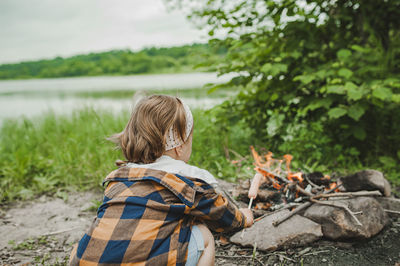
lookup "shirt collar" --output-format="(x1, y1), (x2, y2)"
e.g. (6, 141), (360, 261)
(103, 166), (199, 207)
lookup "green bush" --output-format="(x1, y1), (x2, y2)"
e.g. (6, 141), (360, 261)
(171, 0), (400, 185)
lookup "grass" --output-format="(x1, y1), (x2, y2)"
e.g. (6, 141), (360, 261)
(1, 105), (398, 203)
(0, 107), (253, 203)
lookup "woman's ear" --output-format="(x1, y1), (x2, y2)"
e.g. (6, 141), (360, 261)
(174, 145), (183, 157)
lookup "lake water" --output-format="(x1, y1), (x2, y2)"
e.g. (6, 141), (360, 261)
(0, 72), (235, 123)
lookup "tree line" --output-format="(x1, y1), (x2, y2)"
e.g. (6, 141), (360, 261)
(0, 43), (226, 80)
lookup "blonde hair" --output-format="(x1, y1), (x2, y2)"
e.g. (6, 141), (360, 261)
(110, 95), (187, 164)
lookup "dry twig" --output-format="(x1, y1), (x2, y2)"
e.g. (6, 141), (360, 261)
(304, 175), (324, 190)
(219, 186), (241, 208)
(255, 203), (300, 222)
(41, 227), (80, 237)
(384, 209), (400, 215)
(272, 202), (312, 227)
(312, 190), (382, 199)
(272, 183), (345, 227)
(310, 199), (363, 226)
(324, 183), (343, 194)
(296, 184), (315, 197)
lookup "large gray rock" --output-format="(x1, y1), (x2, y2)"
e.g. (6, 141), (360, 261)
(303, 197), (389, 240)
(341, 170), (391, 196)
(230, 209), (323, 251)
(376, 197), (400, 217)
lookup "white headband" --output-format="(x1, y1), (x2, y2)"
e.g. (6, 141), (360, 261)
(165, 101), (193, 151)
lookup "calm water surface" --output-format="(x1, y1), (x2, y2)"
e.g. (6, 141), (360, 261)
(0, 72), (234, 123)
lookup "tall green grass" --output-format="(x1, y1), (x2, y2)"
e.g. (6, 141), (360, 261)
(0, 108), (254, 202)
(0, 109), (126, 202)
(1, 106), (398, 203)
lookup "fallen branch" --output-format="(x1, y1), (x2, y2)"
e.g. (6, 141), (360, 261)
(296, 184), (315, 197)
(215, 255), (255, 259)
(324, 183), (342, 194)
(255, 202), (300, 222)
(219, 186), (241, 209)
(310, 199), (363, 226)
(312, 190), (381, 199)
(384, 209), (400, 215)
(301, 250), (331, 257)
(272, 201), (312, 227)
(304, 175), (324, 190)
(272, 183), (343, 227)
(277, 254), (296, 262)
(41, 227), (80, 237)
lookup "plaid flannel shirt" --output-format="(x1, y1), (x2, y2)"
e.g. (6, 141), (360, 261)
(69, 167), (247, 265)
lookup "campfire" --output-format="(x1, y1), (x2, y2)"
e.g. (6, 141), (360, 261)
(226, 146), (398, 251)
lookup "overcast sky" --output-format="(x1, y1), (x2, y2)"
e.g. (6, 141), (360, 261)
(0, 0), (207, 64)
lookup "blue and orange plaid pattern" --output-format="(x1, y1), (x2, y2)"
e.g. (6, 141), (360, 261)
(69, 167), (248, 265)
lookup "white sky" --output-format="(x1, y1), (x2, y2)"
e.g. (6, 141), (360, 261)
(0, 0), (208, 64)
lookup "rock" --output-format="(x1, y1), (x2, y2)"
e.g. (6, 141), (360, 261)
(230, 209), (323, 251)
(340, 170), (391, 196)
(376, 197), (400, 217)
(303, 197), (389, 240)
(382, 178), (392, 197)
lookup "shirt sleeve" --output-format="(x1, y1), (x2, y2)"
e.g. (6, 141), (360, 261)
(188, 182), (249, 232)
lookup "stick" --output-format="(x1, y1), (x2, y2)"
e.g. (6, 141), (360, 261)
(255, 203), (300, 222)
(272, 202), (312, 227)
(304, 175), (324, 190)
(296, 184), (315, 197)
(301, 250), (330, 256)
(248, 197), (254, 209)
(219, 186), (241, 208)
(312, 190), (382, 199)
(384, 209), (400, 215)
(324, 183), (342, 194)
(310, 199), (363, 226)
(278, 254), (296, 262)
(41, 227), (80, 237)
(272, 183), (342, 227)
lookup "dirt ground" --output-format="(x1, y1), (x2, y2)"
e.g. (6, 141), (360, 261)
(1, 191), (399, 266)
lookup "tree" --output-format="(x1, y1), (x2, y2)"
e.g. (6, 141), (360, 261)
(170, 0), (400, 172)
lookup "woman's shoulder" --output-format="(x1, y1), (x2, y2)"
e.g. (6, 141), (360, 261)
(177, 162), (218, 186)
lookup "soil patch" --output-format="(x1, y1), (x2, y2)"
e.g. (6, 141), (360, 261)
(1, 192), (399, 265)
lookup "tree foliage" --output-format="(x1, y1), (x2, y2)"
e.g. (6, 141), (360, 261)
(0, 43), (226, 79)
(171, 0), (400, 174)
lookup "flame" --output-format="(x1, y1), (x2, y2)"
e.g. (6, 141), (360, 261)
(273, 182), (283, 190)
(256, 167), (283, 190)
(250, 146), (266, 167)
(326, 182), (340, 192)
(322, 175), (331, 180)
(252, 147), (303, 191)
(283, 154), (293, 173)
(264, 151), (273, 168)
(288, 172), (303, 182)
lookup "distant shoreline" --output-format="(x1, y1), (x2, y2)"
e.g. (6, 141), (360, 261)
(0, 43), (225, 80)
